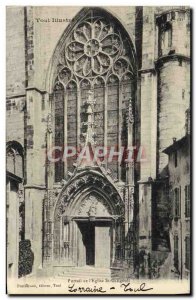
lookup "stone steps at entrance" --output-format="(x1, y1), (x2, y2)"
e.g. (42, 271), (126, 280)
(57, 266), (111, 279)
(36, 265), (135, 281)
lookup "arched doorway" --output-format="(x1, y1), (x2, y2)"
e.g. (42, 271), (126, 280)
(44, 7), (137, 272)
(45, 171), (124, 269)
(63, 192), (114, 268)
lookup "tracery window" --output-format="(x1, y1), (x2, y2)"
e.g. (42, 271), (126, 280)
(159, 22), (173, 56)
(174, 187), (181, 218)
(53, 10), (136, 182)
(54, 82), (64, 182)
(174, 235), (179, 270)
(185, 185), (190, 218)
(6, 141), (23, 179)
(185, 236), (190, 270)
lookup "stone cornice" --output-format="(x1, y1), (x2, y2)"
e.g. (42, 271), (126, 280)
(6, 171), (22, 183)
(155, 8), (190, 24)
(6, 94), (26, 100)
(24, 184), (46, 190)
(138, 68), (156, 75)
(155, 53), (190, 69)
(26, 87), (47, 94)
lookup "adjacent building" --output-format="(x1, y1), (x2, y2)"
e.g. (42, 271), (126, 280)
(163, 108), (190, 279)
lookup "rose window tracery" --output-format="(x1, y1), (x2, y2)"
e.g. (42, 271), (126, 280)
(58, 17), (135, 83)
(53, 11), (137, 182)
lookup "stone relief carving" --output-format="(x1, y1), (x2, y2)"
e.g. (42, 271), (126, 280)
(77, 194), (111, 217)
(17, 183), (24, 203)
(48, 190), (57, 208)
(53, 173), (125, 221)
(16, 98), (26, 112)
(47, 113), (53, 133)
(17, 183), (25, 240)
(128, 97), (134, 124)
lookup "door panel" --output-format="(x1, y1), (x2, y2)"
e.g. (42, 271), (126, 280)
(77, 224), (86, 266)
(78, 222), (95, 266)
(95, 226), (110, 268)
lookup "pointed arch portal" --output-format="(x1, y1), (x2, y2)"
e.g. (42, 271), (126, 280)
(48, 7), (137, 183)
(44, 7), (137, 271)
(43, 170), (125, 268)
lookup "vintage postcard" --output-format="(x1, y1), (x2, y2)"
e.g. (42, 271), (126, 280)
(6, 6), (191, 295)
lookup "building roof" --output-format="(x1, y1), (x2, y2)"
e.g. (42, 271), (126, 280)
(163, 134), (190, 155)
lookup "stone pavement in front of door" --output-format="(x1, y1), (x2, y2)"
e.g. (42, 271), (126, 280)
(57, 266), (111, 280)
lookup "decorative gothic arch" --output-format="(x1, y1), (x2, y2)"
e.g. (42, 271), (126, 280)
(43, 170), (126, 265)
(6, 140), (24, 179)
(54, 170), (125, 219)
(43, 7), (137, 268)
(46, 7), (137, 92)
(47, 7), (137, 183)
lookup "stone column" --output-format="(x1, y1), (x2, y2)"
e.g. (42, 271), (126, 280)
(156, 9), (190, 174)
(137, 7), (157, 277)
(138, 181), (153, 278)
(140, 7), (157, 180)
(24, 88), (47, 272)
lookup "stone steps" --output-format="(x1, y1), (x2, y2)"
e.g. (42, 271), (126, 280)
(57, 266), (111, 279)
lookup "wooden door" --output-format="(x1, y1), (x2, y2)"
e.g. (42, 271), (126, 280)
(77, 223), (86, 266)
(95, 225), (111, 268)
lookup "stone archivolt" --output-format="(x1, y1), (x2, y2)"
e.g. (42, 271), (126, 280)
(53, 171), (125, 221)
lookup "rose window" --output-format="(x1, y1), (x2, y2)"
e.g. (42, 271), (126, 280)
(53, 11), (137, 183)
(85, 39), (100, 57)
(64, 19), (132, 79)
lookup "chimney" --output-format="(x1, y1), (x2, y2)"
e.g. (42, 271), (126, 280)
(185, 107), (190, 135)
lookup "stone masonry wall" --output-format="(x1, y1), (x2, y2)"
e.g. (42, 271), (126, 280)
(156, 8), (190, 174)
(6, 98), (25, 147)
(6, 7), (26, 146)
(158, 60), (190, 174)
(6, 7), (26, 96)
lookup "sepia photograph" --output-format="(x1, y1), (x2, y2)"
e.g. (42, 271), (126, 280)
(6, 5), (191, 295)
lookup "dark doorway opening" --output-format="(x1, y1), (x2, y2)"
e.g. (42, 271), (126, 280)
(78, 222), (95, 266)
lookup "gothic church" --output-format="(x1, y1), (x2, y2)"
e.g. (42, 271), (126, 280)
(6, 6), (190, 279)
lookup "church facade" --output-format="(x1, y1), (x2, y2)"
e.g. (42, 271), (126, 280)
(6, 6), (190, 280)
